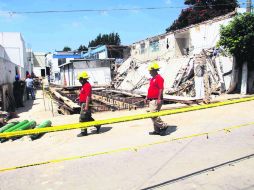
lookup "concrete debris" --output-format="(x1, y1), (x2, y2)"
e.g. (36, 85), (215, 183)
(49, 47), (234, 114)
(114, 57), (191, 95)
(112, 58), (147, 90)
(166, 49), (232, 101)
(113, 48), (233, 102)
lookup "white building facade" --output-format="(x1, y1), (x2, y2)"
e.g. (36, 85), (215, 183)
(130, 12), (235, 62)
(45, 53), (60, 84)
(59, 59), (113, 87)
(33, 52), (46, 77)
(0, 32), (31, 79)
(0, 45), (16, 85)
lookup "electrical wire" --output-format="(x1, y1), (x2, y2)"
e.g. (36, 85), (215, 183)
(3, 3), (245, 15)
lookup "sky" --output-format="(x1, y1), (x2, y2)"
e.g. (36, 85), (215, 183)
(0, 0), (247, 53)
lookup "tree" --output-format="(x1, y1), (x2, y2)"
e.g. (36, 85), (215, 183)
(166, 0), (238, 32)
(88, 32), (121, 47)
(63, 46), (71, 51)
(218, 13), (254, 94)
(184, 0), (238, 10)
(218, 13), (254, 64)
(78, 45), (88, 52)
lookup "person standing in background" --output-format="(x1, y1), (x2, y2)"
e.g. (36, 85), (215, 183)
(13, 75), (24, 107)
(25, 75), (35, 100)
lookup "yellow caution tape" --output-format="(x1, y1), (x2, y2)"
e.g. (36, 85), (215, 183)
(0, 121), (253, 173)
(0, 96), (254, 139)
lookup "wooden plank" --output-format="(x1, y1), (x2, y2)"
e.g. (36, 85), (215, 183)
(49, 88), (80, 109)
(104, 90), (142, 97)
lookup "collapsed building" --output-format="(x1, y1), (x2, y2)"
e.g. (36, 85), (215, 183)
(50, 11), (242, 114)
(113, 12), (235, 101)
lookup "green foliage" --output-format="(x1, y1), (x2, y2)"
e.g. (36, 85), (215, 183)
(166, 0), (238, 32)
(88, 32), (121, 47)
(218, 13), (254, 63)
(184, 0), (196, 5)
(78, 45), (88, 52)
(184, 0), (238, 10)
(63, 46), (71, 51)
(76, 33), (121, 51)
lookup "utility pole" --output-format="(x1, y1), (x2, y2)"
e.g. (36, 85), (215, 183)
(246, 0), (252, 13)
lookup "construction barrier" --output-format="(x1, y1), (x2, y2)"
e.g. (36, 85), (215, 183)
(0, 96), (254, 139)
(0, 121), (253, 173)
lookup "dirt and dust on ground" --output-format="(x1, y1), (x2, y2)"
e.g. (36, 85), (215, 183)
(1, 88), (254, 190)
(1, 88), (252, 164)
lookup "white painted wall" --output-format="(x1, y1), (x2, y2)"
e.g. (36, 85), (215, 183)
(45, 53), (60, 84)
(99, 51), (107, 59)
(130, 14), (234, 62)
(130, 34), (176, 62)
(215, 56), (234, 91)
(33, 67), (42, 78)
(0, 45), (5, 58)
(32, 52), (47, 79)
(73, 67), (111, 86)
(47, 54), (59, 73)
(60, 62), (111, 87)
(190, 18), (232, 54)
(0, 32), (28, 78)
(26, 48), (33, 76)
(33, 52), (46, 67)
(0, 46), (16, 84)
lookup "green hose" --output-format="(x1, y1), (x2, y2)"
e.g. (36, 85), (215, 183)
(13, 121), (36, 132)
(35, 120), (52, 129)
(30, 120), (52, 140)
(0, 122), (19, 133)
(3, 120), (29, 133)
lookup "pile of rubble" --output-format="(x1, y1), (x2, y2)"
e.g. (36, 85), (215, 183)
(112, 58), (147, 91)
(113, 48), (233, 103)
(49, 48), (234, 115)
(167, 48), (228, 101)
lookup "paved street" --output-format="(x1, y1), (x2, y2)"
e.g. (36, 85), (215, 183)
(1, 1), (253, 189)
(0, 92), (254, 190)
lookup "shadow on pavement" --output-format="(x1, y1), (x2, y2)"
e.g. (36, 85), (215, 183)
(15, 99), (36, 114)
(90, 126), (113, 135)
(164, 125), (178, 136)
